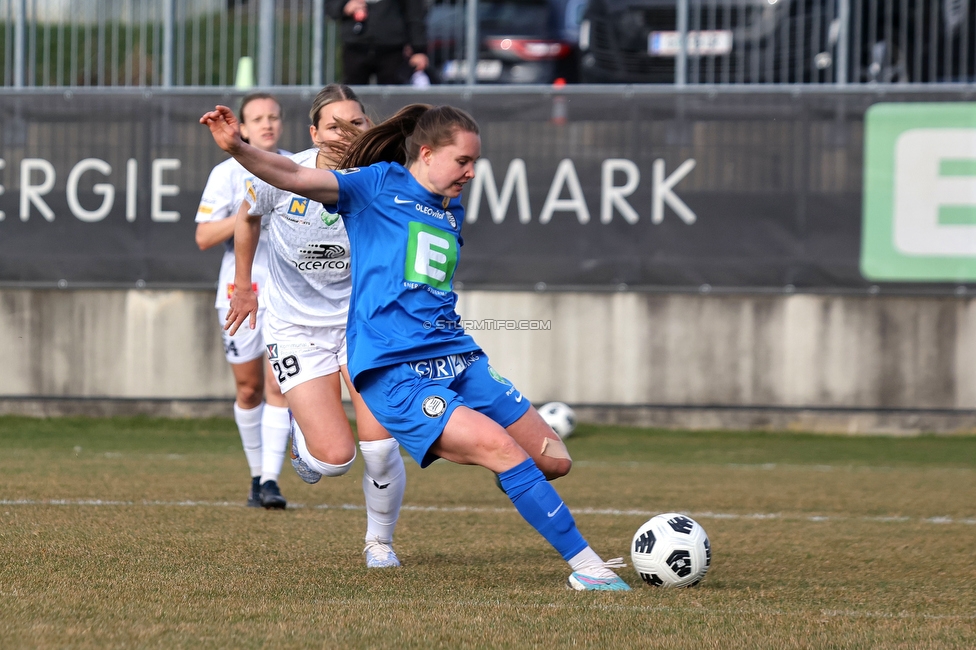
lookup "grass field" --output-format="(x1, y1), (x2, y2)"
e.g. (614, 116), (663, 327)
(2, 415), (975, 648)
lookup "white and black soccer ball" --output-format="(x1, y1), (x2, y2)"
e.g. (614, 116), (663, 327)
(631, 513), (711, 588)
(538, 401), (576, 439)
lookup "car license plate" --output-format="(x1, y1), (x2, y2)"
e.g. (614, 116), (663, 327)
(649, 30), (733, 56)
(442, 59), (504, 81)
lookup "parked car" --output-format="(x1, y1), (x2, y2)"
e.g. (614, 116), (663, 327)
(577, 0), (976, 84)
(846, 0), (976, 83)
(762, 0), (976, 83)
(577, 0), (785, 83)
(427, 0), (582, 84)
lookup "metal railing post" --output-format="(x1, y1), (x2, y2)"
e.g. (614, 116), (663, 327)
(312, 0), (324, 87)
(676, 0), (688, 86)
(259, 0), (276, 86)
(326, 19), (336, 84)
(14, 0), (27, 87)
(837, 0), (850, 85)
(465, 0), (478, 86)
(162, 0), (174, 87)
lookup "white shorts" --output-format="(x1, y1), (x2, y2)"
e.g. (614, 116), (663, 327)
(263, 311), (347, 393)
(217, 306), (266, 364)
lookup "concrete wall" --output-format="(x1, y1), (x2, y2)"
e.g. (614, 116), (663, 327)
(458, 291), (976, 410)
(0, 289), (227, 398)
(2, 288), (975, 431)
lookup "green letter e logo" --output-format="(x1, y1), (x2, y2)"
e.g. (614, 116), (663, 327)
(404, 222), (458, 291)
(862, 103), (976, 281)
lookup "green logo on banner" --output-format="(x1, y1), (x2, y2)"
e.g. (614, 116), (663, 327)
(861, 103), (976, 281)
(404, 221), (458, 292)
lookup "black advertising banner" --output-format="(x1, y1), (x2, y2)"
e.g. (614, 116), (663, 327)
(0, 88), (972, 291)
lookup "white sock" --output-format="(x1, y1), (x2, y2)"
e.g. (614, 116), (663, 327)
(293, 419), (355, 476)
(359, 438), (406, 544)
(568, 546), (608, 574)
(234, 401), (264, 477)
(260, 404), (291, 484)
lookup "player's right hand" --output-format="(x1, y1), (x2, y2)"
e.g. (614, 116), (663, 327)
(225, 286), (258, 336)
(200, 106), (243, 154)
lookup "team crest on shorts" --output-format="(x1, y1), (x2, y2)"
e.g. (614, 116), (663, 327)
(488, 365), (511, 385)
(422, 395), (447, 418)
(266, 344), (279, 360)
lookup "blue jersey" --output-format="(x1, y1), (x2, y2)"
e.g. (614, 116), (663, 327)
(330, 162), (477, 385)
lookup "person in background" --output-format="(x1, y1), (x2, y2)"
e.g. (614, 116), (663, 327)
(226, 85), (405, 568)
(326, 0), (429, 85)
(195, 93), (292, 510)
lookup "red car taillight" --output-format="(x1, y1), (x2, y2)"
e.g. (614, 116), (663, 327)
(486, 38), (572, 61)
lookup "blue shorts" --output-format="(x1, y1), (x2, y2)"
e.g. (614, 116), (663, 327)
(357, 350), (532, 468)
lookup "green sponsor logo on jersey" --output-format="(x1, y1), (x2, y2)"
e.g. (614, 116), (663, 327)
(488, 365), (510, 385)
(321, 211), (340, 226)
(862, 103), (976, 281)
(404, 222), (458, 291)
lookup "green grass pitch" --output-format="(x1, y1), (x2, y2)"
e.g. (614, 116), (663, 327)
(1, 415), (975, 648)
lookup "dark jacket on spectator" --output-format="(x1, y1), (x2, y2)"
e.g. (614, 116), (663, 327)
(325, 0), (428, 54)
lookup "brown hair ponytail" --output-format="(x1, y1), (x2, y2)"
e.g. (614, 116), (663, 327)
(337, 104), (480, 170)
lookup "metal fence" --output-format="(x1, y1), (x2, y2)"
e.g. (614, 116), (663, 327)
(579, 0), (975, 84)
(0, 0), (335, 87)
(0, 0), (973, 87)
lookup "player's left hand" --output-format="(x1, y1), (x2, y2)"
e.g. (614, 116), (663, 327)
(225, 285), (258, 336)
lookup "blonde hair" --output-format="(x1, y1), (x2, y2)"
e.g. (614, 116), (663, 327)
(309, 84), (370, 167)
(309, 84), (365, 126)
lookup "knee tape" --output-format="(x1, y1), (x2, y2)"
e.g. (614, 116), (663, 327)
(541, 436), (571, 461)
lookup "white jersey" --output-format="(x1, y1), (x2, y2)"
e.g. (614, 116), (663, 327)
(245, 148), (352, 327)
(195, 154), (286, 309)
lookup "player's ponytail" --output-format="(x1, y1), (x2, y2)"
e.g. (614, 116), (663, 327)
(338, 104), (431, 169)
(337, 104), (479, 170)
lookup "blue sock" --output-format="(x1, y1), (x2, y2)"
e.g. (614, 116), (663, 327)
(497, 458), (587, 561)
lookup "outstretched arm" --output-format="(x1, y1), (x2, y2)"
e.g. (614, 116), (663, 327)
(200, 105), (340, 205)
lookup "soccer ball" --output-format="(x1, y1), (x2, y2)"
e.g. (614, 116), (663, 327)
(631, 513), (711, 587)
(538, 401), (576, 439)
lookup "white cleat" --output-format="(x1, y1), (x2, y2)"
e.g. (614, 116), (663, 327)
(567, 557), (631, 591)
(363, 538), (401, 568)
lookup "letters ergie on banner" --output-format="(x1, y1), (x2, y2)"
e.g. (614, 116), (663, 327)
(8, 157), (180, 224)
(0, 90), (972, 291)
